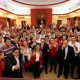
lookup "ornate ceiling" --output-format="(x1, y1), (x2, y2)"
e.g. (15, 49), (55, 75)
(0, 0), (80, 15)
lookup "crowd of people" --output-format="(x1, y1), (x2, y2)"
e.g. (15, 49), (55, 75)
(0, 24), (80, 79)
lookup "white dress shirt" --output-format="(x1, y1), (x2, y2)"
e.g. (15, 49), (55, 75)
(15, 57), (20, 66)
(68, 41), (80, 56)
(64, 46), (68, 60)
(12, 56), (20, 71)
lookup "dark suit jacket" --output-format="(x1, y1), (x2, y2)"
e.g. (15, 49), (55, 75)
(40, 43), (50, 58)
(12, 41), (20, 49)
(58, 45), (75, 64)
(3, 54), (23, 78)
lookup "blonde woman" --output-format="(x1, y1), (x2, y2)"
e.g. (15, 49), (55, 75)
(30, 44), (43, 79)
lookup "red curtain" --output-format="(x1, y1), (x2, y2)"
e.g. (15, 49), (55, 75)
(0, 16), (7, 28)
(77, 17), (80, 26)
(67, 18), (70, 26)
(31, 9), (52, 26)
(10, 19), (15, 27)
(67, 18), (75, 26)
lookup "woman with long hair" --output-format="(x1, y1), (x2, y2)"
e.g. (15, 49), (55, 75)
(20, 40), (31, 71)
(30, 44), (43, 79)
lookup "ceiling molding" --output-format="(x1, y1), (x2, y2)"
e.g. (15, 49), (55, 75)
(0, 8), (30, 16)
(13, 0), (69, 6)
(52, 8), (80, 15)
(0, 7), (80, 16)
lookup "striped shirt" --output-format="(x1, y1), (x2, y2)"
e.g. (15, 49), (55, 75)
(2, 44), (14, 56)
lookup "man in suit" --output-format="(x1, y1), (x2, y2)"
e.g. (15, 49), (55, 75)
(78, 52), (80, 79)
(12, 37), (20, 49)
(68, 35), (80, 78)
(40, 38), (50, 74)
(3, 48), (23, 78)
(57, 40), (75, 79)
(75, 52), (80, 79)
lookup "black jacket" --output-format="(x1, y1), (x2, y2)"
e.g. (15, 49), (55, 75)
(58, 45), (75, 64)
(40, 43), (50, 57)
(3, 54), (23, 78)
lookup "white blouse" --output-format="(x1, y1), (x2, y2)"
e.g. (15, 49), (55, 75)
(22, 47), (31, 61)
(36, 52), (40, 61)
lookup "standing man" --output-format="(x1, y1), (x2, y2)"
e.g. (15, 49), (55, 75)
(49, 38), (58, 74)
(57, 40), (75, 79)
(40, 38), (50, 74)
(68, 35), (80, 78)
